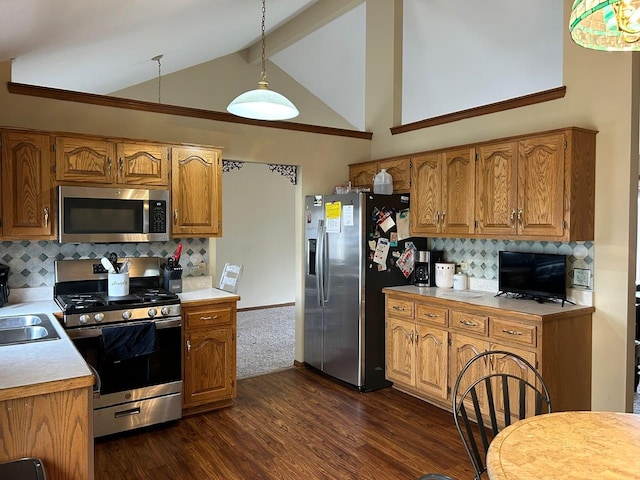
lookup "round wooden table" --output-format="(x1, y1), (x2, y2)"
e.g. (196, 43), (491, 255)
(486, 411), (640, 479)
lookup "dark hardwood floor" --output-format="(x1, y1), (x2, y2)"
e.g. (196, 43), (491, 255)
(94, 367), (474, 479)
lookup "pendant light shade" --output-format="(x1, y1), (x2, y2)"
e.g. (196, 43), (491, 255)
(570, 0), (640, 51)
(227, 81), (299, 121)
(227, 0), (299, 121)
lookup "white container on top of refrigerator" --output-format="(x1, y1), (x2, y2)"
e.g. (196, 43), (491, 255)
(303, 192), (425, 391)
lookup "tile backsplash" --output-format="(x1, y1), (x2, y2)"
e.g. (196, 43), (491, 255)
(428, 238), (594, 289)
(0, 238), (209, 288)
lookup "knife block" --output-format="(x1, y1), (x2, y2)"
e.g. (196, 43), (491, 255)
(162, 264), (183, 293)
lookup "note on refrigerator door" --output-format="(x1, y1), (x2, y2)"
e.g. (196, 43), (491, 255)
(373, 237), (390, 265)
(325, 201), (341, 233)
(397, 209), (410, 240)
(343, 204), (354, 226)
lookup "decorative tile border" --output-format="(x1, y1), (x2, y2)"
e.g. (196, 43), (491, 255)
(0, 239), (209, 288)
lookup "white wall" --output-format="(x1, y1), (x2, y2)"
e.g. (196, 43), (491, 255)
(216, 162), (296, 309)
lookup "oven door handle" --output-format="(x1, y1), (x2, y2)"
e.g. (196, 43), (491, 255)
(66, 317), (181, 339)
(87, 363), (102, 396)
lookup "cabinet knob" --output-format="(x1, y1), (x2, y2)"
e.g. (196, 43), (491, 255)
(43, 207), (49, 228)
(517, 209), (523, 225)
(502, 329), (523, 336)
(186, 339), (191, 357)
(173, 209), (178, 223)
(510, 209), (516, 226)
(108, 157), (112, 177)
(119, 157), (124, 174)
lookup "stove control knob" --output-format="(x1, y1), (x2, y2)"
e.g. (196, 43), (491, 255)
(94, 313), (104, 323)
(79, 314), (90, 325)
(161, 306), (170, 316)
(148, 308), (157, 318)
(122, 310), (132, 320)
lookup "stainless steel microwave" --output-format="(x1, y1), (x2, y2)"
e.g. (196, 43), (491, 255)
(58, 186), (170, 243)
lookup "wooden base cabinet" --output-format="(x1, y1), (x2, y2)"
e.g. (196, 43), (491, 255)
(182, 299), (237, 415)
(384, 290), (593, 416)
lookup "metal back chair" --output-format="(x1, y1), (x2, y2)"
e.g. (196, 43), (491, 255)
(452, 350), (552, 480)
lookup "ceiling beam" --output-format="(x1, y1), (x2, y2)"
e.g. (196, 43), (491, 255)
(245, 0), (365, 65)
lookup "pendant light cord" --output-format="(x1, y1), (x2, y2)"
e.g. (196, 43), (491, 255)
(260, 0), (267, 84)
(152, 54), (163, 104)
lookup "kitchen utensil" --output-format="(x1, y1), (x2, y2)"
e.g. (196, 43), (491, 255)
(173, 244), (182, 264)
(109, 252), (118, 272)
(119, 259), (130, 274)
(101, 257), (116, 274)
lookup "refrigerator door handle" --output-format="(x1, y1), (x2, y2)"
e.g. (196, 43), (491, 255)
(316, 219), (325, 306)
(322, 222), (330, 303)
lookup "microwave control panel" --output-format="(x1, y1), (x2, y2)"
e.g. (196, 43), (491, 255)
(150, 200), (168, 233)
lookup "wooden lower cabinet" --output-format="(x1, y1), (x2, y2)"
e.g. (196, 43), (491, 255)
(0, 386), (93, 480)
(384, 290), (593, 415)
(182, 299), (238, 415)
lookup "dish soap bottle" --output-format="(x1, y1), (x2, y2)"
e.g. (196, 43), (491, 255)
(373, 169), (393, 194)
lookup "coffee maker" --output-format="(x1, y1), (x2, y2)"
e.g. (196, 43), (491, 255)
(0, 263), (9, 307)
(414, 250), (444, 287)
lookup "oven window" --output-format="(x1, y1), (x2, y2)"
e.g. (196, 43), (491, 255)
(64, 197), (144, 234)
(73, 325), (181, 395)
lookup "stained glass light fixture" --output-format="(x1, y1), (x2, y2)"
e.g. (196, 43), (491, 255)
(570, 0), (640, 51)
(227, 0), (299, 121)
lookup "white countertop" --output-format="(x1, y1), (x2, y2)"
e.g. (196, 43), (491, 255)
(178, 287), (240, 304)
(384, 286), (594, 317)
(0, 300), (93, 400)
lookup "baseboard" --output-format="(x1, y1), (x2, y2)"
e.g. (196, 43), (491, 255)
(238, 302), (295, 313)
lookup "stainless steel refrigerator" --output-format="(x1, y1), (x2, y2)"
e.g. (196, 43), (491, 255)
(304, 192), (425, 391)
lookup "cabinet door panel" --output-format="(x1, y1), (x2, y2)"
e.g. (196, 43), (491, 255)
(410, 153), (441, 235)
(385, 317), (415, 386)
(476, 142), (518, 236)
(416, 324), (448, 399)
(349, 163), (377, 190)
(488, 346), (537, 423)
(55, 136), (115, 183)
(517, 134), (565, 237)
(1, 132), (55, 239)
(171, 146), (221, 236)
(184, 327), (235, 407)
(116, 143), (169, 186)
(441, 147), (475, 235)
(379, 157), (410, 192)
(450, 333), (488, 412)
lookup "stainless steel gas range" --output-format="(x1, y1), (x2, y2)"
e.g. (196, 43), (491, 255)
(54, 257), (182, 438)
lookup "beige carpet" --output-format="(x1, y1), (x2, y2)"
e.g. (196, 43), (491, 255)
(236, 305), (295, 379)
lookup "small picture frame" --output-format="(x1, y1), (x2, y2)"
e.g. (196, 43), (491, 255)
(573, 268), (591, 288)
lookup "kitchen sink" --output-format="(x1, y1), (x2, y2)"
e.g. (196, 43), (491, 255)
(0, 313), (60, 346)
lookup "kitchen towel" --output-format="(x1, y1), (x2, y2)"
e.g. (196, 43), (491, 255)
(101, 322), (156, 363)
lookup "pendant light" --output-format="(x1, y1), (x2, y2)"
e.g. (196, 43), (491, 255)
(152, 54), (163, 103)
(227, 0), (299, 121)
(570, 0), (640, 51)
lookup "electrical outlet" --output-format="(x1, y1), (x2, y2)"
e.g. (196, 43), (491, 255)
(459, 262), (468, 271)
(196, 262), (208, 271)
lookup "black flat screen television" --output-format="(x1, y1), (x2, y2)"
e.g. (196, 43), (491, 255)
(498, 251), (567, 302)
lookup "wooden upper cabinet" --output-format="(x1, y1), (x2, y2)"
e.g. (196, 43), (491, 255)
(475, 141), (519, 236)
(517, 133), (565, 238)
(55, 136), (115, 184)
(348, 157), (411, 193)
(379, 157), (411, 192)
(116, 142), (169, 186)
(411, 148), (475, 236)
(1, 131), (56, 240)
(171, 146), (222, 237)
(410, 153), (441, 235)
(55, 136), (169, 187)
(349, 162), (377, 191)
(475, 128), (595, 241)
(441, 147), (475, 235)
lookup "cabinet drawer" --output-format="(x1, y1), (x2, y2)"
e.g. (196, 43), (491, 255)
(490, 318), (537, 347)
(450, 310), (488, 336)
(415, 303), (448, 327)
(387, 297), (414, 318)
(184, 306), (232, 329)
